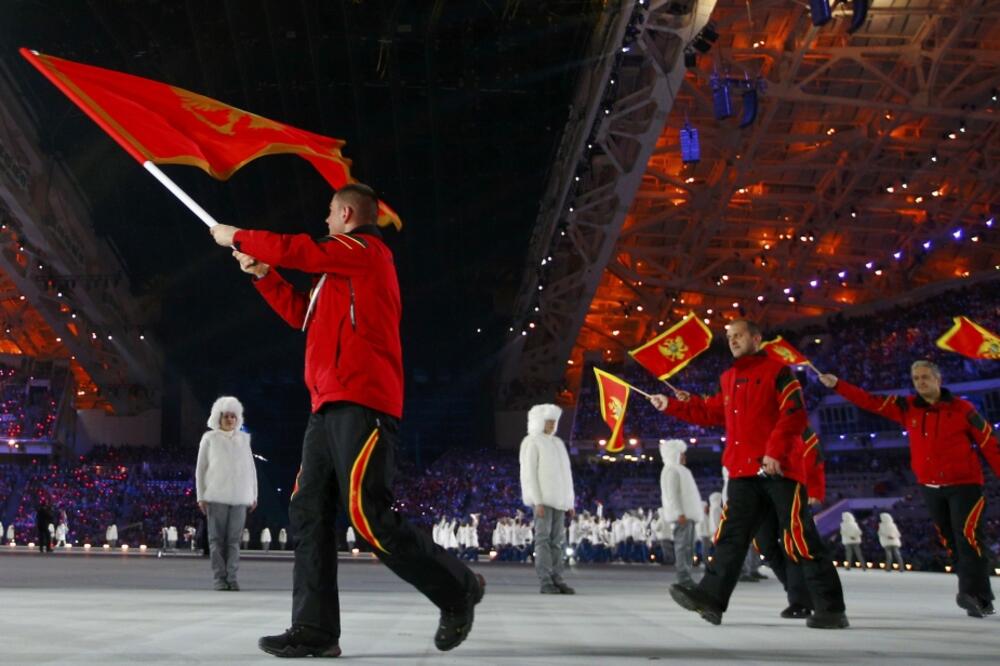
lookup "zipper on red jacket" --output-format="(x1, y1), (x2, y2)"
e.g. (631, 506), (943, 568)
(348, 278), (356, 329)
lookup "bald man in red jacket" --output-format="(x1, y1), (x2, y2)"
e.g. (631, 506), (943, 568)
(649, 320), (846, 629)
(211, 184), (483, 657)
(820, 360), (1000, 617)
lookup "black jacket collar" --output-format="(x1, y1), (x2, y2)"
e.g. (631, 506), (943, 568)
(348, 224), (382, 239)
(320, 224), (382, 243)
(913, 387), (953, 408)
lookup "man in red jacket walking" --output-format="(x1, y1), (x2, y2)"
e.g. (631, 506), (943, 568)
(819, 360), (999, 617)
(649, 320), (847, 628)
(210, 184), (484, 657)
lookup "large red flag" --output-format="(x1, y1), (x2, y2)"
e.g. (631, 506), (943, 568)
(761, 336), (812, 367)
(936, 316), (1000, 360)
(593, 368), (631, 453)
(19, 48), (401, 230)
(628, 313), (713, 380)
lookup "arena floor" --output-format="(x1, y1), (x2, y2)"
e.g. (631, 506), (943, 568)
(1, 547), (996, 665)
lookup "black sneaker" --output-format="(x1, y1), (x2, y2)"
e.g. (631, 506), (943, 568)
(957, 593), (987, 618)
(227, 581), (240, 591)
(806, 611), (850, 629)
(435, 573), (486, 651)
(983, 602), (996, 616)
(780, 603), (813, 619)
(554, 581), (576, 595)
(258, 626), (341, 658)
(668, 583), (722, 625)
(540, 583), (561, 594)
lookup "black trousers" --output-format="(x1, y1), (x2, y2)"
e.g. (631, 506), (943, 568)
(290, 402), (478, 639)
(699, 477), (844, 613)
(921, 484), (994, 603)
(755, 502), (812, 609)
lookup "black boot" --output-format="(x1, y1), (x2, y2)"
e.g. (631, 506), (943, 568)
(668, 583), (722, 625)
(258, 626), (341, 658)
(435, 573), (486, 651)
(957, 593), (988, 618)
(780, 603), (813, 619)
(806, 611), (850, 629)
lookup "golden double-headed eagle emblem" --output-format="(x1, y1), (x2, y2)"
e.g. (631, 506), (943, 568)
(173, 88), (282, 135)
(979, 335), (1000, 360)
(772, 345), (797, 363)
(657, 336), (688, 361)
(608, 397), (624, 421)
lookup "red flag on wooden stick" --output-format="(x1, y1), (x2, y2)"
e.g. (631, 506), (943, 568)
(761, 336), (811, 367)
(19, 48), (401, 230)
(628, 313), (713, 380)
(593, 368), (631, 453)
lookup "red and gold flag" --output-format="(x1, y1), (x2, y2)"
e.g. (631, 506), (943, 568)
(628, 313), (713, 380)
(593, 368), (630, 453)
(761, 336), (811, 367)
(936, 316), (1000, 360)
(19, 48), (401, 230)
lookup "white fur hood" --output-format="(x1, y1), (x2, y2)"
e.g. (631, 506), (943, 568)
(527, 403), (562, 436)
(659, 438), (686, 466)
(207, 396), (245, 431)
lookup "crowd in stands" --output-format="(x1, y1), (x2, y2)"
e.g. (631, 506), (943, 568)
(0, 440), (997, 574)
(0, 363), (61, 440)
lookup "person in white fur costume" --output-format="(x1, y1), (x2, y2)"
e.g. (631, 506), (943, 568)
(196, 396), (258, 591)
(659, 438), (704, 588)
(877, 513), (905, 572)
(519, 403), (575, 594)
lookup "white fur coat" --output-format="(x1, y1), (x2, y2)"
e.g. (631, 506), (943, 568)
(658, 439), (703, 524)
(196, 396), (258, 506)
(519, 404), (575, 511)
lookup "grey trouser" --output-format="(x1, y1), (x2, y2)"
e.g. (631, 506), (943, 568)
(534, 506), (567, 585)
(673, 520), (696, 586)
(207, 503), (246, 583)
(843, 543), (864, 567)
(883, 545), (904, 568)
(742, 544), (761, 575)
(659, 539), (675, 565)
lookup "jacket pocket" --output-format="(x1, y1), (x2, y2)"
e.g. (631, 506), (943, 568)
(333, 314), (347, 370)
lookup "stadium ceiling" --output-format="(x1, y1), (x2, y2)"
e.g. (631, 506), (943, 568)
(500, 0), (1000, 408)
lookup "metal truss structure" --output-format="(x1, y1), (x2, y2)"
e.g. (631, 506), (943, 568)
(498, 0), (719, 407)
(500, 0), (1000, 409)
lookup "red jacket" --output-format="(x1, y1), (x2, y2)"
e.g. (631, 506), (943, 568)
(234, 225), (404, 418)
(835, 380), (1000, 486)
(663, 352), (808, 483)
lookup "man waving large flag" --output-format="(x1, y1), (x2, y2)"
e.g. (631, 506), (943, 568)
(19, 48), (401, 230)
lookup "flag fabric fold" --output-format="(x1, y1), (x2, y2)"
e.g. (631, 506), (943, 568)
(19, 48), (401, 230)
(936, 316), (1000, 360)
(593, 368), (631, 453)
(628, 313), (713, 380)
(761, 336), (811, 367)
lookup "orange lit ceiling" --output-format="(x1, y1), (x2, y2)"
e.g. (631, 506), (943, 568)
(566, 0), (1000, 393)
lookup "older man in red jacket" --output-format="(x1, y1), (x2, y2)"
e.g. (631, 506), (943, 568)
(819, 360), (1000, 617)
(649, 320), (847, 628)
(211, 183), (484, 657)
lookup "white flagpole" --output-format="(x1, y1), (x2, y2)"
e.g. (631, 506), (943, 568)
(142, 161), (219, 228)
